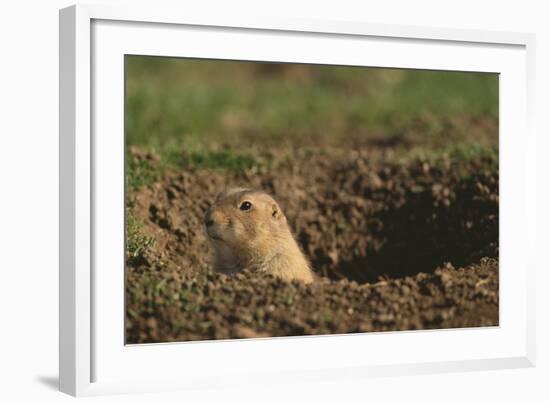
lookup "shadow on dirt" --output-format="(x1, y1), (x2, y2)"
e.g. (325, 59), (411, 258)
(316, 182), (498, 284)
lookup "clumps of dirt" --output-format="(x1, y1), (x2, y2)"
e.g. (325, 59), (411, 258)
(128, 147), (498, 281)
(126, 146), (499, 343)
(126, 258), (498, 343)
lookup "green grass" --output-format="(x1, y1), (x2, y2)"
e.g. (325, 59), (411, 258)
(125, 146), (267, 193)
(126, 202), (155, 262)
(125, 56), (498, 151)
(180, 149), (262, 171)
(410, 142), (499, 180)
(126, 155), (163, 192)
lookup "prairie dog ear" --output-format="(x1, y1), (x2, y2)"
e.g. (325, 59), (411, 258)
(271, 202), (284, 220)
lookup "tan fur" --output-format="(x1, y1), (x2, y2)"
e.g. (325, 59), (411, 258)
(204, 188), (314, 284)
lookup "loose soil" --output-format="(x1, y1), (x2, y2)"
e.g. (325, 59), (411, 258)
(126, 147), (498, 343)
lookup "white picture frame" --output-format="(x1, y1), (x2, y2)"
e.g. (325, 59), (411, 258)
(59, 3), (536, 397)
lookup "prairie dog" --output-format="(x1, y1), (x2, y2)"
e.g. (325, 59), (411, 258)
(204, 188), (314, 284)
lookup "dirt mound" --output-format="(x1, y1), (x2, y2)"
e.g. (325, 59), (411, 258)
(126, 147), (499, 343)
(127, 259), (498, 343)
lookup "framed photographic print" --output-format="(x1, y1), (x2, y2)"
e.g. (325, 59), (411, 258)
(59, 4), (536, 396)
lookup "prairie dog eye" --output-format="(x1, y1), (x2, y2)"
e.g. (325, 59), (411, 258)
(239, 201), (252, 211)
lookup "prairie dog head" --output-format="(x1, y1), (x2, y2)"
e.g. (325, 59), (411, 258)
(204, 187), (314, 283)
(204, 188), (288, 249)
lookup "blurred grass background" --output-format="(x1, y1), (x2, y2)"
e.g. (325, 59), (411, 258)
(126, 56), (498, 151)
